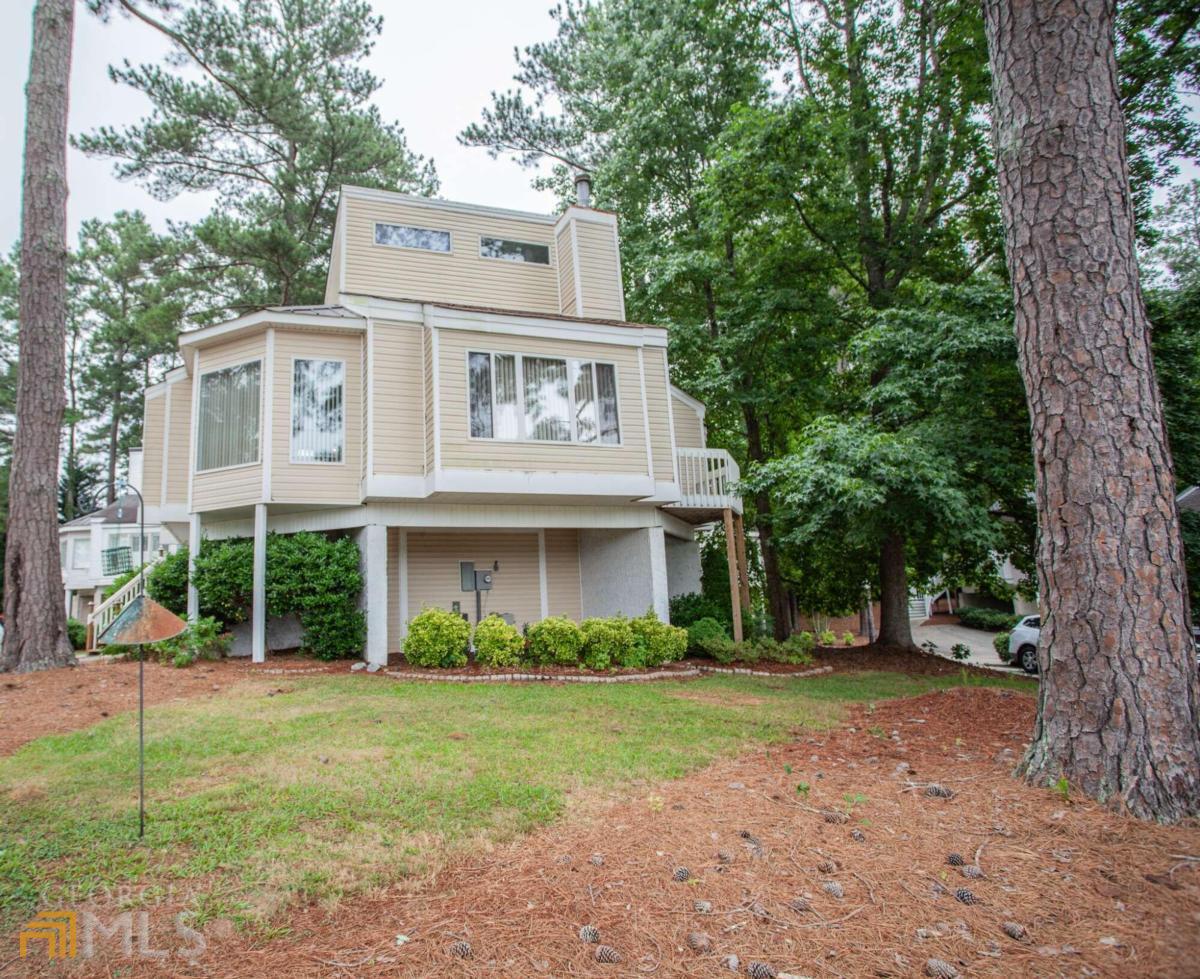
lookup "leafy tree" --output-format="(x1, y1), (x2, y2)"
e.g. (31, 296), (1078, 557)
(1149, 179), (1200, 287)
(80, 0), (437, 317)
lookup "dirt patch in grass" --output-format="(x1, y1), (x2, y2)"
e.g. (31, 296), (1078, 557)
(92, 685), (1192, 979)
(667, 688), (769, 707)
(0, 655), (342, 756)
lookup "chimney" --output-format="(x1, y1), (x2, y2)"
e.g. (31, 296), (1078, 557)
(574, 170), (592, 208)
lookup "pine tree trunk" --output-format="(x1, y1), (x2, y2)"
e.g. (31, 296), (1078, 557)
(742, 403), (791, 640)
(876, 531), (914, 648)
(1, 0), (76, 673)
(984, 0), (1200, 820)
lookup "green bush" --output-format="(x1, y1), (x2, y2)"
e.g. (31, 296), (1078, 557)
(950, 642), (971, 661)
(628, 611), (688, 668)
(473, 615), (524, 668)
(146, 548), (190, 614)
(580, 616), (635, 671)
(66, 617), (87, 651)
(698, 634), (737, 664)
(405, 607), (470, 668)
(818, 629), (837, 646)
(784, 631), (816, 661)
(842, 631), (855, 646)
(145, 616), (230, 667)
(103, 566), (143, 602)
(668, 592), (728, 629)
(994, 630), (1011, 657)
(526, 616), (585, 665)
(686, 617), (727, 654)
(956, 606), (1020, 631)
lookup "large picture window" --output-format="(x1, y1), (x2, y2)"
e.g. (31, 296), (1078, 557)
(291, 359), (345, 463)
(196, 360), (261, 471)
(479, 236), (551, 265)
(468, 351), (620, 444)
(375, 222), (451, 253)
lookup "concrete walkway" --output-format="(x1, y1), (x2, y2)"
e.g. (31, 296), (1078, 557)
(910, 620), (1022, 672)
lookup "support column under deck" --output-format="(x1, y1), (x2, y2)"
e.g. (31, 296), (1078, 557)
(251, 503), (267, 663)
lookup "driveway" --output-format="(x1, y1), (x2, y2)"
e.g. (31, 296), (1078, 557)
(911, 620), (1022, 672)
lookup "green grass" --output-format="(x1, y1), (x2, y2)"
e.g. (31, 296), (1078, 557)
(0, 670), (1029, 929)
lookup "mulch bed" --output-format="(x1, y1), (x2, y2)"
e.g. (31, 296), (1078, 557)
(55, 686), (1200, 978)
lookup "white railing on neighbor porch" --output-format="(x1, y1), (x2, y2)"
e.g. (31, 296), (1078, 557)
(86, 552), (166, 647)
(675, 447), (742, 512)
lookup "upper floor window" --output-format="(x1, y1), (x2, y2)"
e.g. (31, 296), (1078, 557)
(479, 236), (550, 265)
(468, 351), (620, 445)
(291, 358), (345, 464)
(375, 222), (451, 253)
(196, 360), (261, 472)
(72, 538), (90, 571)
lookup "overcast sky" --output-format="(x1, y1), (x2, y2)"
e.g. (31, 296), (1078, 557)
(0, 0), (561, 248)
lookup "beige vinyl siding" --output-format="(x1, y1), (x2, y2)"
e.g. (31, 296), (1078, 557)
(165, 376), (192, 505)
(423, 328), (435, 473)
(643, 347), (675, 481)
(544, 528), (582, 619)
(342, 195), (559, 313)
(141, 391), (166, 506)
(574, 220), (624, 319)
(556, 223), (577, 316)
(438, 328), (649, 474)
(270, 329), (363, 504)
(191, 332), (266, 512)
(406, 531), (543, 629)
(324, 210), (343, 305)
(671, 392), (706, 448)
(371, 319), (425, 475)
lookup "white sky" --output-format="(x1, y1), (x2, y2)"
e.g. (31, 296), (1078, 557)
(0, 0), (561, 248)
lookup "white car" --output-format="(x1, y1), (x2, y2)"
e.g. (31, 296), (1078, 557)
(1006, 615), (1040, 674)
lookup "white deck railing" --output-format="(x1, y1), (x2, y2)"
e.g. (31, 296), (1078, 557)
(675, 447), (742, 512)
(86, 552), (166, 645)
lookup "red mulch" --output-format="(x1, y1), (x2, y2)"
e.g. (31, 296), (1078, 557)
(46, 686), (1200, 978)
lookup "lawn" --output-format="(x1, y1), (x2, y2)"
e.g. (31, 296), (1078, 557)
(0, 670), (1030, 933)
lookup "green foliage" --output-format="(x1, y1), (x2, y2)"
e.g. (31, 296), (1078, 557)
(841, 631), (855, 646)
(818, 629), (837, 647)
(994, 631), (1011, 658)
(525, 616), (585, 666)
(781, 632), (815, 664)
(629, 612), (688, 668)
(66, 618), (87, 651)
(699, 634), (737, 664)
(102, 565), (141, 602)
(950, 643), (972, 662)
(146, 548), (189, 615)
(956, 607), (1020, 632)
(145, 616), (230, 668)
(473, 615), (524, 668)
(669, 591), (729, 630)
(580, 617), (635, 671)
(404, 608), (470, 668)
(193, 539), (256, 624)
(686, 617), (727, 654)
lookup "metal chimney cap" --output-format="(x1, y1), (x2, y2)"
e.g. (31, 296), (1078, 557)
(574, 171), (592, 207)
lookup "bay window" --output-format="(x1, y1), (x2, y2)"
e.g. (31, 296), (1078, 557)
(468, 351), (620, 444)
(291, 359), (345, 463)
(196, 360), (261, 471)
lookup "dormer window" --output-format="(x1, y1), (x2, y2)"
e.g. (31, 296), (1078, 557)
(479, 236), (550, 265)
(375, 222), (451, 253)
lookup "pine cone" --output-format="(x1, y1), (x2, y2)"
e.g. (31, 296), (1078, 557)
(578, 924), (600, 944)
(746, 962), (778, 979)
(817, 858), (837, 873)
(822, 809), (849, 824)
(946, 852), (964, 866)
(850, 828), (866, 842)
(686, 931), (713, 954)
(673, 866), (691, 882)
(447, 940), (473, 959)
(925, 958), (959, 978)
(694, 899), (713, 914)
(822, 880), (844, 899)
(926, 784), (955, 799)
(594, 944), (621, 964)
(789, 896), (811, 912)
(1002, 921), (1027, 941)
(954, 887), (976, 905)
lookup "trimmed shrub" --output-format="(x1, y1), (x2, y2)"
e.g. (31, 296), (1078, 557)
(686, 617), (727, 654)
(629, 612), (688, 668)
(404, 607), (470, 668)
(580, 616), (635, 671)
(474, 615), (524, 668)
(994, 630), (1011, 658)
(957, 606), (1020, 632)
(146, 547), (189, 615)
(698, 634), (737, 664)
(785, 631), (815, 660)
(265, 532), (365, 661)
(668, 592), (728, 629)
(67, 617), (87, 651)
(526, 616), (585, 666)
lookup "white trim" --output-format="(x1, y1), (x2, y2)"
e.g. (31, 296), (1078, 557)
(570, 219), (584, 316)
(556, 204), (619, 228)
(435, 468), (654, 497)
(373, 220), (454, 256)
(187, 348), (201, 512)
(661, 352), (680, 485)
(144, 367), (187, 399)
(194, 357), (264, 474)
(537, 529), (549, 619)
(338, 193), (347, 296)
(186, 513), (201, 623)
(341, 184), (558, 225)
(261, 328), (275, 500)
(430, 314), (442, 473)
(160, 379), (172, 508)
(362, 524), (388, 666)
(669, 385), (707, 420)
(637, 348), (654, 479)
(477, 233), (554, 268)
(398, 528), (409, 638)
(179, 309), (364, 351)
(287, 354), (348, 466)
(365, 316), (374, 478)
(251, 503), (267, 663)
(363, 474), (430, 499)
(430, 305), (666, 348)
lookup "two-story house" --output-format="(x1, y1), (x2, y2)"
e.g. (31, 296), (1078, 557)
(121, 176), (747, 664)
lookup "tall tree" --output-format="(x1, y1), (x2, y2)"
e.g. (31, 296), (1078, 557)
(1, 0), (77, 672)
(984, 0), (1200, 820)
(80, 0), (437, 318)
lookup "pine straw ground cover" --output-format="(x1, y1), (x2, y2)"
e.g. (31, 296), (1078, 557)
(21, 684), (1200, 978)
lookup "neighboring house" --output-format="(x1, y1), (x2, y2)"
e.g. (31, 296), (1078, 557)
(129, 176), (745, 663)
(61, 449), (180, 625)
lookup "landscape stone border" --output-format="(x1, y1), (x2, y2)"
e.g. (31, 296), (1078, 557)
(696, 664), (834, 679)
(374, 664), (835, 683)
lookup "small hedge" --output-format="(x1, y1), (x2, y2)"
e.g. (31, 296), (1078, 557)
(629, 611), (688, 668)
(67, 617), (87, 651)
(405, 607), (470, 668)
(580, 617), (634, 670)
(957, 606), (1021, 632)
(526, 616), (584, 665)
(686, 616), (727, 655)
(473, 615), (523, 668)
(668, 592), (729, 629)
(696, 631), (815, 667)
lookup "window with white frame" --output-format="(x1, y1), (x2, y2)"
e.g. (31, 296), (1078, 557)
(479, 236), (551, 265)
(196, 360), (261, 472)
(375, 222), (451, 253)
(104, 531), (160, 556)
(468, 351), (620, 444)
(291, 359), (345, 463)
(72, 538), (90, 571)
